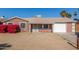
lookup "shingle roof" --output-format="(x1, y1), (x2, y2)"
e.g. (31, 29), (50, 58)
(3, 17), (76, 24)
(4, 17), (28, 22)
(24, 17), (76, 24)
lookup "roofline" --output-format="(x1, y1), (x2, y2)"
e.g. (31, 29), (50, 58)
(29, 21), (76, 24)
(23, 17), (76, 19)
(4, 17), (29, 22)
(54, 21), (77, 23)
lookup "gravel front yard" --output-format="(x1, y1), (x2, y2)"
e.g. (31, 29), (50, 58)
(0, 32), (76, 50)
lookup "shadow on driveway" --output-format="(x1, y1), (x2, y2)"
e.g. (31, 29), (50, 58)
(0, 43), (12, 50)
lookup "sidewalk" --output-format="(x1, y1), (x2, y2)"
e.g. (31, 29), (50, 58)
(56, 33), (77, 47)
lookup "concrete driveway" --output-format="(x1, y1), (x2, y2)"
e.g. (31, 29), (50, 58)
(56, 33), (77, 47)
(0, 32), (76, 50)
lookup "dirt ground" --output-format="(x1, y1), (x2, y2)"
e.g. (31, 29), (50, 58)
(0, 32), (76, 50)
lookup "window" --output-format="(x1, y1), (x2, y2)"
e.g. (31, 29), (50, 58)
(44, 24), (48, 29)
(38, 25), (42, 29)
(20, 23), (26, 28)
(7, 22), (13, 25)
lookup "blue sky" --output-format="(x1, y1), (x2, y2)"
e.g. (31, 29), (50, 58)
(0, 8), (78, 18)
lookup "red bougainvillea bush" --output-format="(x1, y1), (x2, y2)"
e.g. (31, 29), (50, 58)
(0, 25), (7, 33)
(0, 24), (20, 33)
(7, 25), (20, 33)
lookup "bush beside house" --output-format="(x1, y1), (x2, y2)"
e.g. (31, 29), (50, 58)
(7, 25), (20, 33)
(0, 25), (7, 33)
(0, 24), (20, 33)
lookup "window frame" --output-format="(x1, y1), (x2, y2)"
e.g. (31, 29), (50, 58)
(19, 22), (26, 29)
(7, 22), (13, 25)
(43, 24), (48, 29)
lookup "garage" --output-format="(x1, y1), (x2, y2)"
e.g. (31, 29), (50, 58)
(53, 23), (67, 32)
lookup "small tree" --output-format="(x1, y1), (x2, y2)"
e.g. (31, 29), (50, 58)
(73, 11), (77, 16)
(66, 13), (72, 18)
(60, 10), (72, 18)
(60, 10), (67, 17)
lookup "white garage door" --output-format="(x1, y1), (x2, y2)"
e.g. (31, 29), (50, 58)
(53, 23), (67, 32)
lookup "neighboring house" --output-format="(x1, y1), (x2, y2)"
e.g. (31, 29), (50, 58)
(3, 16), (76, 33)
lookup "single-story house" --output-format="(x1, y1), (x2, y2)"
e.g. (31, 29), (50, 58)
(1, 16), (77, 33)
